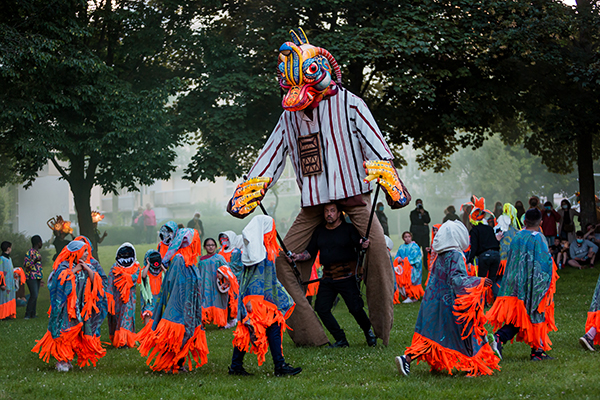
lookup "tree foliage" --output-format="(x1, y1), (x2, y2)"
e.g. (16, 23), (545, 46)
(0, 0), (204, 241)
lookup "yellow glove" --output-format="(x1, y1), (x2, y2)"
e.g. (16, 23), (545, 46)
(363, 160), (410, 207)
(227, 177), (272, 218)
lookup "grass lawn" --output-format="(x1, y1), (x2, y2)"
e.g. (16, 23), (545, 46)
(1, 245), (599, 399)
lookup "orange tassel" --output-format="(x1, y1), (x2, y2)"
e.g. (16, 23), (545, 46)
(13, 268), (26, 285)
(32, 323), (83, 363)
(0, 298), (16, 319)
(111, 328), (137, 348)
(0, 271), (5, 287)
(264, 221), (282, 262)
(106, 292), (115, 315)
(405, 332), (500, 376)
(585, 310), (600, 345)
(57, 269), (77, 320)
(112, 262), (140, 304)
(75, 334), (106, 367)
(148, 273), (163, 296)
(81, 272), (104, 321)
(497, 260), (507, 276)
(453, 279), (488, 340)
(202, 306), (228, 328)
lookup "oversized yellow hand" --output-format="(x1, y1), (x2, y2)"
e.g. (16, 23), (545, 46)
(228, 177), (272, 217)
(363, 160), (409, 205)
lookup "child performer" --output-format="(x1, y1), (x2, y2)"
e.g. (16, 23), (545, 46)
(139, 249), (165, 326)
(138, 228), (207, 373)
(394, 232), (424, 303)
(229, 216), (301, 377)
(579, 270), (600, 351)
(198, 246), (234, 328)
(0, 242), (16, 320)
(32, 241), (106, 371)
(487, 208), (558, 361)
(395, 221), (500, 377)
(107, 243), (140, 348)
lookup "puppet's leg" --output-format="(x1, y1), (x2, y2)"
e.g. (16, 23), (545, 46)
(275, 206), (329, 347)
(343, 194), (394, 346)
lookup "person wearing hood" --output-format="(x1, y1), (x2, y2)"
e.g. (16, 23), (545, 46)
(218, 231), (243, 263)
(106, 242), (140, 348)
(138, 228), (207, 373)
(557, 199), (580, 244)
(157, 221), (179, 258)
(229, 215), (301, 377)
(395, 221), (499, 377)
(487, 208), (558, 362)
(139, 249), (165, 326)
(494, 204), (521, 293)
(32, 241), (106, 371)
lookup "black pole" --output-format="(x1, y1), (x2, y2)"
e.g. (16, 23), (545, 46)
(356, 181), (381, 282)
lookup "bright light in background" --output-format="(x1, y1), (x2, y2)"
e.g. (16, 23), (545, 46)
(562, 0), (577, 5)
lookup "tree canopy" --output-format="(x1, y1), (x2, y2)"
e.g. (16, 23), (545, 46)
(0, 0), (204, 242)
(185, 0), (599, 224)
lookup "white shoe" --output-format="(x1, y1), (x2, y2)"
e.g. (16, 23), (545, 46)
(56, 361), (70, 372)
(224, 318), (238, 329)
(402, 298), (416, 304)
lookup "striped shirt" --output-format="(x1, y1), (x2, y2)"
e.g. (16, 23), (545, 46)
(248, 89), (393, 207)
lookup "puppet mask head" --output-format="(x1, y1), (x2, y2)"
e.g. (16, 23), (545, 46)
(278, 28), (341, 112)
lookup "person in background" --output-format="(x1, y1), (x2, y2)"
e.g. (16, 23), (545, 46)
(493, 202), (503, 218)
(394, 232), (424, 303)
(583, 223), (600, 245)
(52, 228), (73, 261)
(557, 199), (579, 243)
(579, 267), (600, 351)
(410, 199), (431, 262)
(0, 242), (16, 320)
(514, 200), (526, 222)
(568, 231), (598, 269)
(24, 235), (43, 319)
(200, 238), (218, 261)
(541, 201), (561, 247)
(132, 207), (144, 244)
(187, 212), (204, 244)
(92, 221), (107, 261)
(549, 237), (562, 268)
(143, 203), (157, 244)
(467, 197), (500, 296)
(376, 202), (389, 236)
(442, 205), (459, 223)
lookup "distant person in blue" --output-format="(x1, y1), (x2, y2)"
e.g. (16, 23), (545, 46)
(394, 232), (423, 303)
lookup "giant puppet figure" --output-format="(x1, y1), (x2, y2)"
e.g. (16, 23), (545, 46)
(227, 29), (410, 346)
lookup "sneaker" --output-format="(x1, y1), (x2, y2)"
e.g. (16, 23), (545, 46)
(364, 329), (377, 347)
(328, 338), (349, 348)
(56, 361), (70, 372)
(487, 333), (502, 360)
(530, 352), (554, 361)
(274, 363), (302, 377)
(395, 355), (410, 376)
(224, 319), (238, 329)
(228, 366), (252, 376)
(579, 335), (595, 351)
(24, 316), (30, 320)
(402, 298), (416, 304)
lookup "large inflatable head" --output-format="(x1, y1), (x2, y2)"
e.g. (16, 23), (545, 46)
(278, 28), (341, 112)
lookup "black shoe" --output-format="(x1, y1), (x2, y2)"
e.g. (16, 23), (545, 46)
(530, 352), (554, 361)
(328, 338), (349, 348)
(365, 329), (377, 347)
(395, 355), (410, 376)
(228, 366), (252, 376)
(274, 363), (302, 377)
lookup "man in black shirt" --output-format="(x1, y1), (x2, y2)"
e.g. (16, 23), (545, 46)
(290, 203), (376, 348)
(409, 199), (431, 259)
(469, 220), (500, 294)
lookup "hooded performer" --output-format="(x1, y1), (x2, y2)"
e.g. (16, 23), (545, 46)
(139, 249), (165, 326)
(106, 242), (140, 348)
(227, 28), (410, 346)
(487, 208), (558, 361)
(218, 231), (243, 263)
(74, 236), (108, 342)
(198, 243), (238, 328)
(137, 228), (207, 373)
(32, 241), (106, 371)
(395, 221), (500, 377)
(229, 215), (301, 376)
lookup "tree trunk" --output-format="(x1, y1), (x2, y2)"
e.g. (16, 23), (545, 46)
(577, 130), (597, 227)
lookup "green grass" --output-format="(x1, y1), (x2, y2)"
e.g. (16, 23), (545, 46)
(1, 249), (599, 400)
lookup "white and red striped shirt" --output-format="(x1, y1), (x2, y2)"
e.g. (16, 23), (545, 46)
(248, 89), (394, 207)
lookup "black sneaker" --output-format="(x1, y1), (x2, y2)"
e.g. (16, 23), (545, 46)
(579, 335), (595, 351)
(487, 333), (502, 360)
(365, 329), (377, 347)
(530, 352), (554, 361)
(328, 338), (349, 348)
(274, 363), (302, 377)
(228, 366), (252, 376)
(395, 355), (410, 376)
